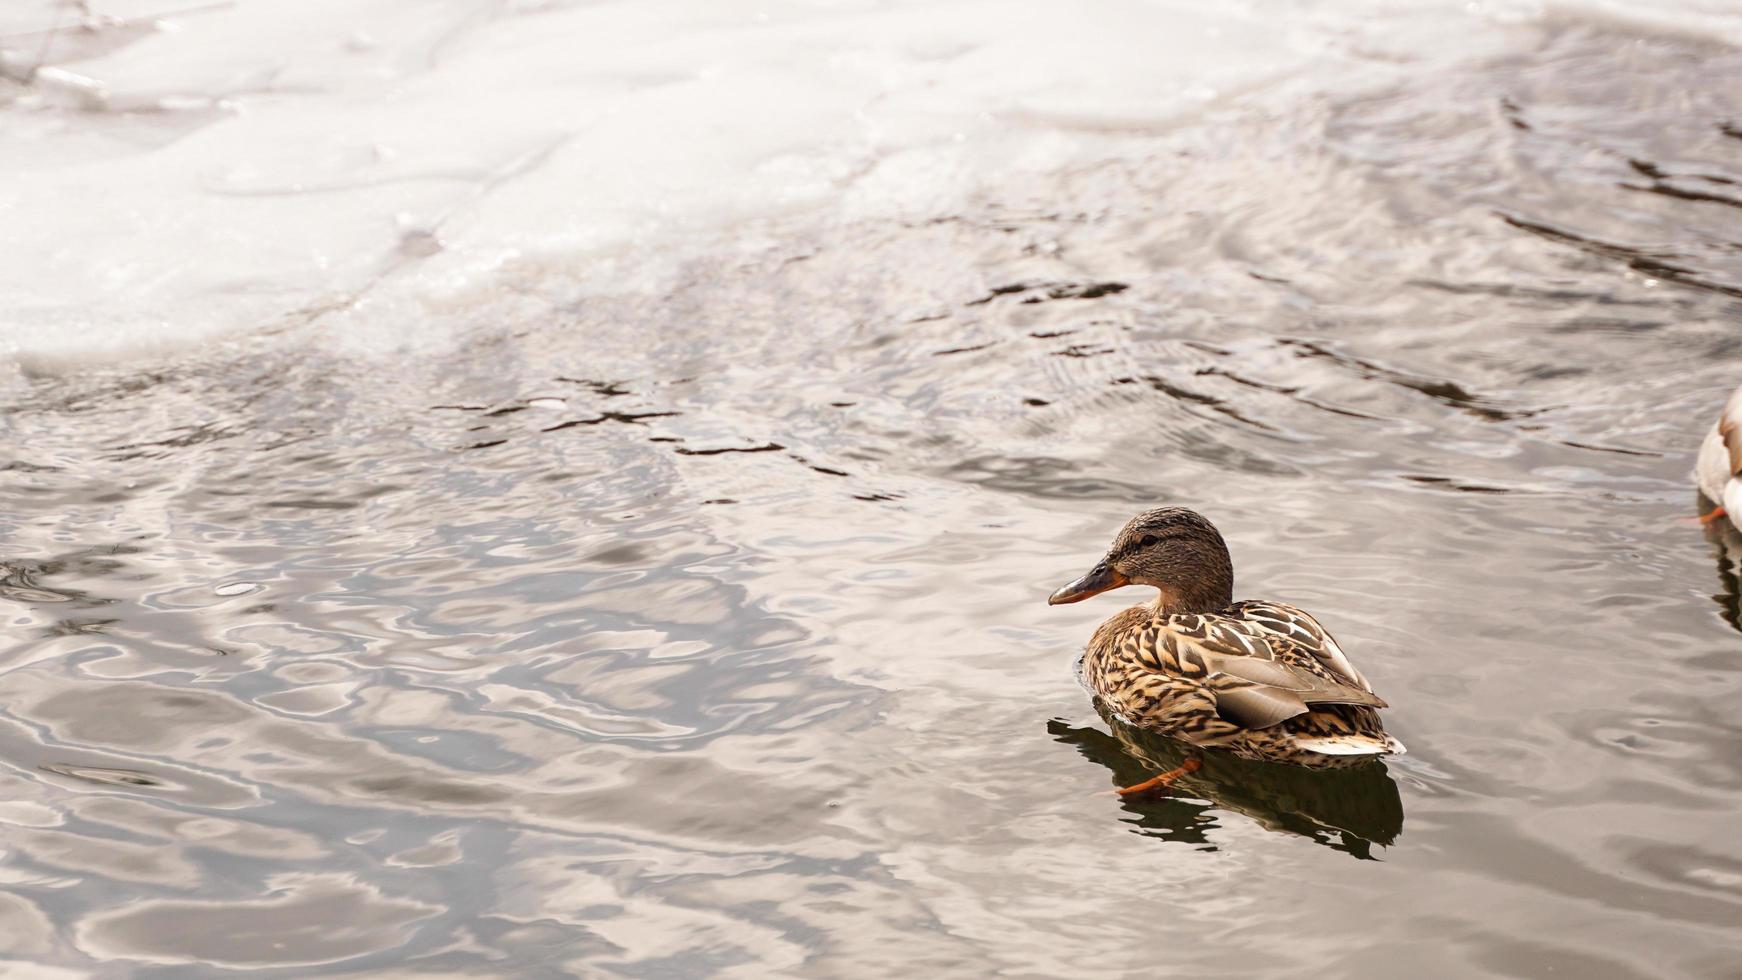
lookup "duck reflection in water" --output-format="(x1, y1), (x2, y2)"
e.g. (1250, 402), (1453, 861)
(1698, 494), (1742, 633)
(1050, 704), (1405, 859)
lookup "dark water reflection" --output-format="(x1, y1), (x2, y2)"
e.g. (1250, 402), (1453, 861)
(1700, 510), (1742, 634)
(1049, 706), (1404, 858)
(3, 19), (1742, 979)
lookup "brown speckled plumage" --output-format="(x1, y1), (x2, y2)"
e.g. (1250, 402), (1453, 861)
(1050, 508), (1403, 768)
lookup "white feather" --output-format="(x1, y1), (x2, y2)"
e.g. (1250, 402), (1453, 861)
(1697, 426), (1732, 504)
(1295, 735), (1406, 756)
(1724, 479), (1742, 534)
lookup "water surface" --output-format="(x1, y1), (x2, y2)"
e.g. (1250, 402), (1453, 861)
(4, 14), (1742, 980)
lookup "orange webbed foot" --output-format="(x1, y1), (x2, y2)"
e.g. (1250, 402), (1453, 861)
(1111, 757), (1203, 798)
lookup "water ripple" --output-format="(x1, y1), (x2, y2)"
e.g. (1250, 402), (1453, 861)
(2, 17), (1742, 976)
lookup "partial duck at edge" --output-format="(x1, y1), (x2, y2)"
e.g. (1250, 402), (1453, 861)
(1696, 385), (1742, 532)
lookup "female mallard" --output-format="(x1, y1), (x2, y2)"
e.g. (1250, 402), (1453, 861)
(1047, 507), (1403, 793)
(1696, 384), (1742, 531)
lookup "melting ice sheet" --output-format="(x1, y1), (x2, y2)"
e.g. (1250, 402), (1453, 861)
(8, 0), (1742, 364)
(0, 0), (1567, 363)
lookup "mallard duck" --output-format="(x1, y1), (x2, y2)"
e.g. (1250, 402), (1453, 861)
(1047, 507), (1403, 792)
(1696, 385), (1742, 531)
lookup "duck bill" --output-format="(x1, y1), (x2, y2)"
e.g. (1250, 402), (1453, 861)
(1047, 561), (1128, 605)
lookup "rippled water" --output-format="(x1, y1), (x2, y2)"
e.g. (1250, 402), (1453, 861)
(5, 16), (1742, 979)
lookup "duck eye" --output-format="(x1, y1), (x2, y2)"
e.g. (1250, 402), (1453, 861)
(1139, 534), (1158, 548)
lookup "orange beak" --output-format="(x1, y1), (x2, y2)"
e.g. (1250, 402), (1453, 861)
(1046, 560), (1128, 605)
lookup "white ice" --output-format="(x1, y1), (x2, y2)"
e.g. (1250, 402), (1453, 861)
(1, 0), (1735, 366)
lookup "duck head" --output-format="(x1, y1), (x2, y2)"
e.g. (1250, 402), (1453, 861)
(1047, 507), (1234, 615)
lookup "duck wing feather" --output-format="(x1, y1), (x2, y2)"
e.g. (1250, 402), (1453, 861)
(1140, 612), (1387, 731)
(1224, 599), (1374, 692)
